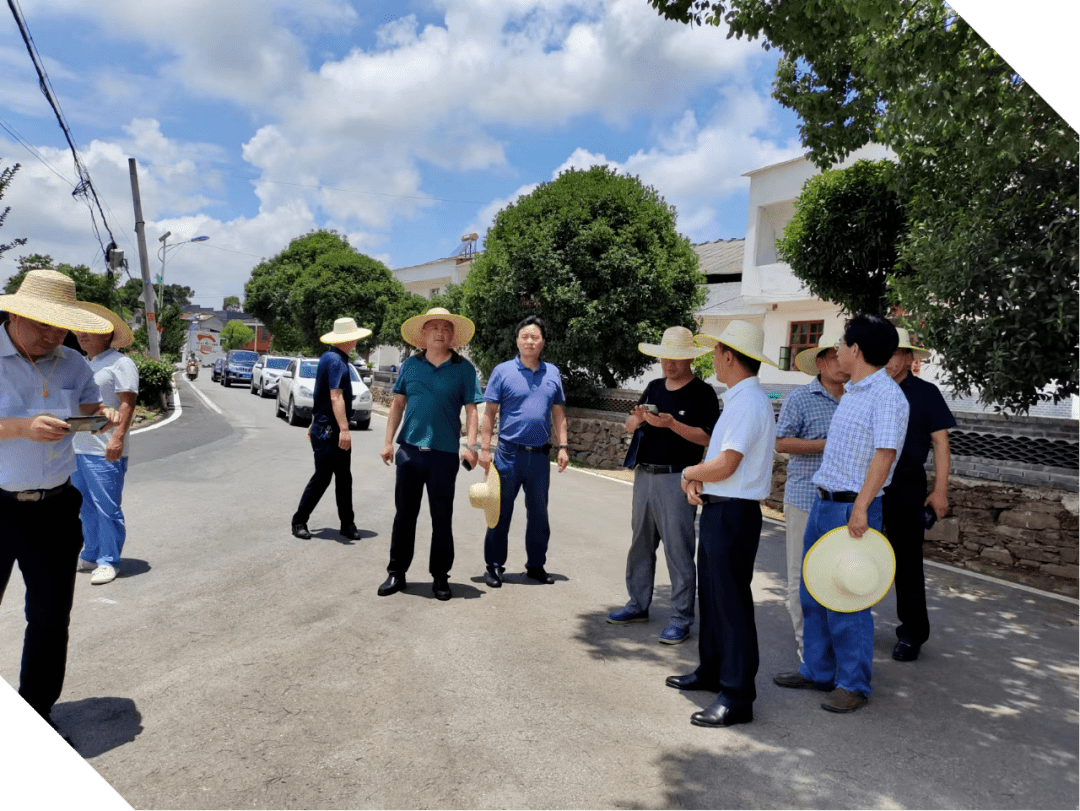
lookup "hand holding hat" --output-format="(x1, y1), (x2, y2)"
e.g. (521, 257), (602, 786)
(802, 526), (896, 613)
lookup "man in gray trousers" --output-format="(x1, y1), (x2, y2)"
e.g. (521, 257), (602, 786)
(606, 327), (719, 645)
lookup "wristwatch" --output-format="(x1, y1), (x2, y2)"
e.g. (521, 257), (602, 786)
(556, 444), (568, 449)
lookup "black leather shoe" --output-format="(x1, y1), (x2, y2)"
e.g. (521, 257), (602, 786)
(665, 673), (720, 692)
(893, 640), (921, 662)
(339, 525), (363, 541)
(433, 578), (452, 601)
(691, 700), (753, 728)
(484, 568), (502, 588)
(526, 566), (554, 584)
(291, 522), (311, 539)
(378, 573), (406, 596)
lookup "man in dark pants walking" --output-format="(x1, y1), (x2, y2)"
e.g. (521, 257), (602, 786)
(291, 317), (371, 541)
(883, 327), (955, 662)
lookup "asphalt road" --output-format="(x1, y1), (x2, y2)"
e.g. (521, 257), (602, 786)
(2, 373), (1078, 809)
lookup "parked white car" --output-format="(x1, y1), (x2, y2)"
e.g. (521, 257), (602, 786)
(250, 354), (292, 397)
(275, 357), (373, 430)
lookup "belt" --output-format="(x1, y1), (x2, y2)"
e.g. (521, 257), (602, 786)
(636, 463), (681, 474)
(699, 494), (736, 504)
(400, 442), (432, 453)
(502, 441), (552, 454)
(0, 479), (72, 503)
(818, 487), (859, 503)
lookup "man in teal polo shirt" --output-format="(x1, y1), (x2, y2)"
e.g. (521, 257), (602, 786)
(379, 308), (482, 601)
(478, 315), (570, 587)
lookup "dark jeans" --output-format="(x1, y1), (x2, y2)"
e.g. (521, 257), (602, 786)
(883, 480), (930, 646)
(292, 426), (354, 528)
(695, 498), (762, 710)
(0, 485), (84, 719)
(388, 444), (459, 578)
(484, 443), (552, 571)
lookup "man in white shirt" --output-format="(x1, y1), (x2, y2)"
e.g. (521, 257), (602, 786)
(666, 321), (777, 728)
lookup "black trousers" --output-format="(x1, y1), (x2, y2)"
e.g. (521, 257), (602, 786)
(695, 498), (763, 709)
(387, 444), (459, 578)
(293, 427), (354, 528)
(0, 485), (84, 719)
(883, 481), (930, 646)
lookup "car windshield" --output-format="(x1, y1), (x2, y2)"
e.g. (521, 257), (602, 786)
(349, 366), (360, 381)
(230, 351), (258, 363)
(299, 361), (319, 378)
(267, 358), (291, 370)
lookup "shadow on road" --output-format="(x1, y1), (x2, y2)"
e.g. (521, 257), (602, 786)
(116, 558), (151, 578)
(52, 696), (142, 759)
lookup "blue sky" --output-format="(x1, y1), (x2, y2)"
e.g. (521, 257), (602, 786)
(0, 0), (1073, 314)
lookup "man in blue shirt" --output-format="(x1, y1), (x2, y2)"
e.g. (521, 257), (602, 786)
(0, 269), (118, 736)
(774, 314), (909, 714)
(291, 317), (372, 542)
(478, 316), (569, 587)
(379, 308), (482, 601)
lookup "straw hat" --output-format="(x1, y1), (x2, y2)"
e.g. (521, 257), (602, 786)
(401, 307), (475, 349)
(320, 317), (372, 344)
(638, 326), (711, 360)
(0, 269), (112, 334)
(468, 465), (501, 529)
(802, 526), (896, 613)
(793, 330), (846, 376)
(77, 302), (134, 348)
(894, 327), (930, 361)
(694, 320), (777, 367)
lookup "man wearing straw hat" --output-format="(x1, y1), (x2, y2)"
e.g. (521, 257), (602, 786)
(291, 317), (372, 542)
(666, 320), (776, 728)
(883, 327), (955, 662)
(378, 307), (482, 601)
(606, 326), (719, 645)
(72, 303), (139, 586)
(0, 269), (119, 731)
(773, 313), (908, 713)
(773, 330), (847, 662)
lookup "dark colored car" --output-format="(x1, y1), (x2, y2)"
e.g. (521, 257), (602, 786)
(211, 358), (225, 382)
(221, 349), (259, 387)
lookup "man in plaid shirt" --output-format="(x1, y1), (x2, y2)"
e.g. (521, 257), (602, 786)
(773, 314), (908, 714)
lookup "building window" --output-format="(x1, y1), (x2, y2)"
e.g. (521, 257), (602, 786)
(784, 320), (825, 370)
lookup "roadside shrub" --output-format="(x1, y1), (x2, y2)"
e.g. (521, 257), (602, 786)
(129, 351), (175, 407)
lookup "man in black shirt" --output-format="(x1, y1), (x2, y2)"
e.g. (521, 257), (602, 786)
(883, 327), (956, 662)
(607, 327), (720, 645)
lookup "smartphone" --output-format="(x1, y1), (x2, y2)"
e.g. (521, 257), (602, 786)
(66, 415), (109, 432)
(642, 404), (660, 415)
(923, 506), (938, 531)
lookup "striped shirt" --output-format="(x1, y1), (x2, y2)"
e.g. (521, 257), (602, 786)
(776, 376), (841, 511)
(813, 368), (909, 497)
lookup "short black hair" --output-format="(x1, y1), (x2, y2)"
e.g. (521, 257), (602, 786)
(842, 314), (898, 367)
(514, 315), (546, 341)
(721, 344), (761, 375)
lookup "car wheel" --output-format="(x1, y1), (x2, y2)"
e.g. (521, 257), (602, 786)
(287, 397), (300, 426)
(259, 380), (267, 398)
(355, 417), (371, 431)
(250, 378), (257, 394)
(222, 374), (228, 387)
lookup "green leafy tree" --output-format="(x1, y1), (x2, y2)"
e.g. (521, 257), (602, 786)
(132, 303), (187, 361)
(776, 160), (908, 316)
(222, 295), (242, 312)
(244, 230), (410, 356)
(0, 164), (27, 263)
(647, 0), (1079, 412)
(5, 254), (119, 309)
(461, 166), (705, 394)
(220, 320), (255, 351)
(115, 278), (193, 319)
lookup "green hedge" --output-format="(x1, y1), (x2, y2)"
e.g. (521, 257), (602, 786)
(129, 351), (175, 407)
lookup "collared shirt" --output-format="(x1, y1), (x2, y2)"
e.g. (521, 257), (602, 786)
(635, 376), (719, 469)
(312, 346), (354, 426)
(813, 368), (909, 496)
(776, 376), (841, 511)
(74, 348), (139, 457)
(702, 376), (777, 501)
(393, 352), (483, 454)
(0, 324), (101, 490)
(483, 356), (566, 446)
(889, 373), (957, 486)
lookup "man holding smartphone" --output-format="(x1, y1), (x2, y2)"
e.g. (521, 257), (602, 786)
(607, 327), (719, 645)
(0, 269), (119, 737)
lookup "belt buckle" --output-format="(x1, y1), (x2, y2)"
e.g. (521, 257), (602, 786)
(16, 490), (42, 502)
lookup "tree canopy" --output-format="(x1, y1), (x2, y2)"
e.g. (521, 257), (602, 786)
(244, 230), (408, 356)
(220, 320), (254, 351)
(116, 277), (192, 318)
(648, 0), (1079, 412)
(461, 165), (705, 392)
(5, 254), (118, 310)
(0, 164), (27, 263)
(222, 295), (242, 312)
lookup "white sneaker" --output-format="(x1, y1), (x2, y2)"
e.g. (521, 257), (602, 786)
(90, 564), (118, 585)
(76, 558), (96, 573)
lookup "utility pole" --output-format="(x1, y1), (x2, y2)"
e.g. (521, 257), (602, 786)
(128, 158), (160, 359)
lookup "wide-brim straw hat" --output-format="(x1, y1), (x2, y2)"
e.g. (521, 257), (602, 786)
(639, 326), (711, 360)
(401, 307), (475, 349)
(77, 302), (134, 348)
(0, 269), (112, 334)
(320, 317), (373, 344)
(803, 526), (896, 613)
(694, 320), (777, 367)
(895, 327), (931, 361)
(469, 464), (501, 529)
(794, 330), (846, 376)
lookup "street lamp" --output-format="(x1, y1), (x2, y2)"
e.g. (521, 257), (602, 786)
(157, 232), (210, 311)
